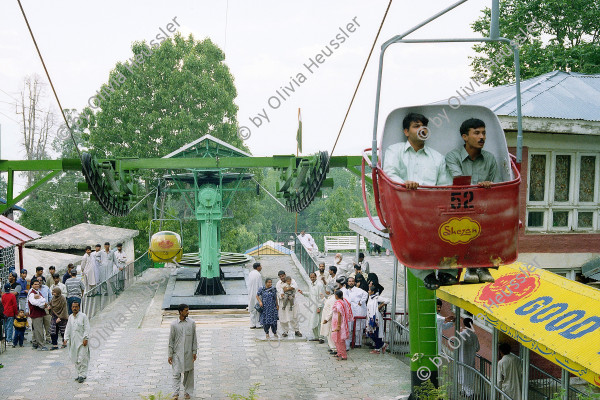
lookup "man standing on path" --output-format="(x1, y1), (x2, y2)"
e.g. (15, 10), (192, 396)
(28, 279), (49, 350)
(316, 262), (329, 287)
(37, 277), (53, 344)
(51, 274), (67, 295)
(46, 266), (57, 288)
(497, 343), (522, 400)
(2, 283), (18, 344)
(91, 244), (103, 294)
(436, 299), (455, 355)
(65, 270), (85, 315)
(321, 284), (337, 352)
(100, 242), (116, 295)
(64, 301), (90, 383)
(81, 246), (97, 293)
(458, 317), (480, 398)
(248, 262), (263, 329)
(276, 271), (303, 338)
(114, 243), (127, 293)
(17, 269), (29, 314)
(303, 272), (325, 341)
(62, 264), (75, 284)
(168, 304), (197, 400)
(346, 277), (368, 347)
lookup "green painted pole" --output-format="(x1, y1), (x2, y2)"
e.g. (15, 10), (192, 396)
(407, 269), (439, 395)
(194, 183), (225, 295)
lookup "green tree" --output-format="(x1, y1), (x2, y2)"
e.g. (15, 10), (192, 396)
(82, 34), (244, 158)
(470, 0), (600, 86)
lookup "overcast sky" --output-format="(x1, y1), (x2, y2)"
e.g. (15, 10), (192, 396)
(1, 0), (490, 169)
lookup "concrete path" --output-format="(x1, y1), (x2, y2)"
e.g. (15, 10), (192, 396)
(0, 255), (411, 400)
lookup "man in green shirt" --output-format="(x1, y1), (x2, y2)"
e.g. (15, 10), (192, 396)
(445, 118), (499, 283)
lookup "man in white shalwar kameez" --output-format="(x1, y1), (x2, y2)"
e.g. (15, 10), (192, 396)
(320, 284), (337, 352)
(436, 299), (455, 354)
(100, 242), (116, 295)
(80, 246), (96, 292)
(347, 277), (368, 347)
(276, 271), (303, 337)
(63, 301), (90, 383)
(303, 272), (325, 341)
(458, 318), (480, 397)
(247, 263), (263, 328)
(334, 253), (352, 277)
(498, 343), (522, 400)
(90, 244), (103, 294)
(169, 304), (197, 400)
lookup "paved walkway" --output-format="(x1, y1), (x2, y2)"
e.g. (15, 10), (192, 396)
(0, 256), (411, 400)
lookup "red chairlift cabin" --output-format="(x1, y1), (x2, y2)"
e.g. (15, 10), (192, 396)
(363, 104), (521, 270)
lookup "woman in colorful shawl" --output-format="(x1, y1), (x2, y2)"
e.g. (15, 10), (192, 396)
(256, 278), (279, 340)
(331, 290), (352, 360)
(367, 286), (387, 354)
(49, 287), (69, 350)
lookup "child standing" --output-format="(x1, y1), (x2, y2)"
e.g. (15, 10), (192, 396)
(13, 309), (28, 347)
(281, 276), (296, 311)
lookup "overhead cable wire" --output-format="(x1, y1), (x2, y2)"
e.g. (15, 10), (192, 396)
(329, 0), (393, 158)
(128, 188), (158, 212)
(252, 177), (286, 209)
(16, 0), (81, 158)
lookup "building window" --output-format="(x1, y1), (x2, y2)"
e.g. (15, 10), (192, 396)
(527, 152), (599, 232)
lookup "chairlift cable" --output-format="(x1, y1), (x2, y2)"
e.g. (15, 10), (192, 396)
(252, 177), (286, 209)
(16, 0), (81, 159)
(328, 0), (393, 158)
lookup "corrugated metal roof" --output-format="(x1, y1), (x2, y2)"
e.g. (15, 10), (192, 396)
(0, 198), (26, 212)
(0, 215), (41, 249)
(438, 262), (600, 388)
(432, 71), (600, 122)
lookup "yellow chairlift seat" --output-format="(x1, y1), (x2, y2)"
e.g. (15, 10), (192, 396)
(149, 231), (182, 263)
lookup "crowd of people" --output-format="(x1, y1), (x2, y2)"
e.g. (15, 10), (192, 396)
(0, 241), (127, 379)
(248, 256), (389, 361)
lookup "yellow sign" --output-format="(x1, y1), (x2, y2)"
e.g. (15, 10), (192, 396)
(438, 263), (600, 388)
(438, 217), (481, 244)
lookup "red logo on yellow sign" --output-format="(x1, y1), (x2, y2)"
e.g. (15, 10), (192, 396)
(475, 272), (540, 308)
(438, 217), (481, 244)
(158, 239), (174, 249)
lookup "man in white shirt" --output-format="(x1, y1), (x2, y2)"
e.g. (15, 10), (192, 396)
(247, 262), (263, 329)
(276, 271), (303, 337)
(458, 317), (480, 397)
(81, 246), (97, 293)
(436, 299), (455, 355)
(90, 244), (102, 294)
(383, 112), (456, 290)
(316, 262), (330, 287)
(497, 343), (522, 400)
(334, 253), (352, 277)
(114, 243), (128, 292)
(346, 277), (368, 347)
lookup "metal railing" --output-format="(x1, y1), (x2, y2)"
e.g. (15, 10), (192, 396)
(294, 235), (320, 276)
(438, 356), (513, 400)
(81, 252), (151, 320)
(388, 312), (411, 357)
(254, 231), (360, 257)
(528, 364), (586, 400)
(439, 335), (587, 399)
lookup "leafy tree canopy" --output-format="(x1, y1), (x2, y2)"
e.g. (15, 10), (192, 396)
(81, 33), (245, 158)
(471, 0), (600, 86)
